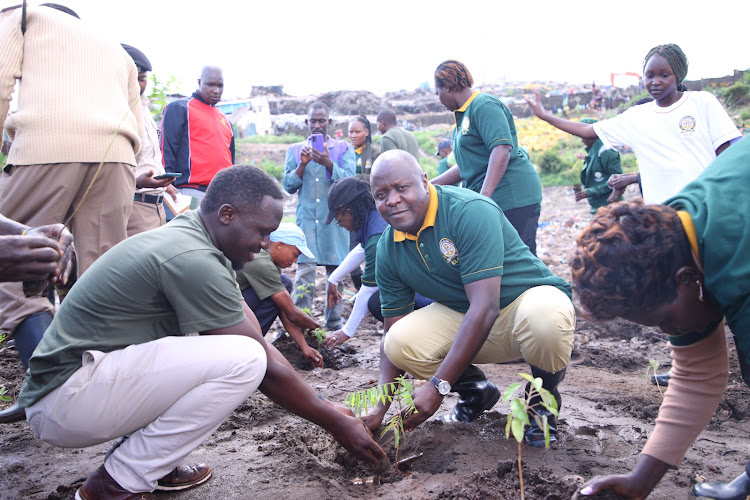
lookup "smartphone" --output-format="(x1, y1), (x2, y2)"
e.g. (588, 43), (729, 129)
(308, 134), (325, 153)
(153, 173), (182, 180)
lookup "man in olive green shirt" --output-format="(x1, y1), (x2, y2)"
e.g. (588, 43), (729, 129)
(362, 151), (575, 447)
(18, 166), (386, 499)
(377, 109), (420, 160)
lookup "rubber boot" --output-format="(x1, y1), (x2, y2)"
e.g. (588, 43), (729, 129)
(650, 371), (671, 387)
(692, 471), (750, 500)
(13, 311), (53, 369)
(439, 364), (500, 423)
(524, 365), (566, 447)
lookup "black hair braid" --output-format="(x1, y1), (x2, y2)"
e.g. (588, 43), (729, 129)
(644, 44), (688, 90)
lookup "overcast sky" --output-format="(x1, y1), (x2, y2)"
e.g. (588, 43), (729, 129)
(58, 0), (750, 100)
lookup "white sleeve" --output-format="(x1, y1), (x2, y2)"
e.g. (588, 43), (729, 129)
(342, 285), (378, 337)
(328, 244), (365, 284)
(701, 92), (741, 150)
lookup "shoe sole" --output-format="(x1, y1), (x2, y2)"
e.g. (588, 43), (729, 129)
(438, 386), (501, 423)
(155, 468), (212, 491)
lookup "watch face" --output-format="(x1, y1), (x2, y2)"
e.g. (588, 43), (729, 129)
(438, 380), (451, 395)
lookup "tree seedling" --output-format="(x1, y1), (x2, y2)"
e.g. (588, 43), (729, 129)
(646, 359), (664, 398)
(311, 327), (326, 350)
(502, 373), (558, 500)
(345, 375), (417, 473)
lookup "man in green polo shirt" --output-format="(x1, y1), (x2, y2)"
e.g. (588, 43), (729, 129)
(16, 165), (386, 499)
(362, 150), (575, 447)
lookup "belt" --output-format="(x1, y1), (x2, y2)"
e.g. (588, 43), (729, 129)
(133, 193), (164, 204)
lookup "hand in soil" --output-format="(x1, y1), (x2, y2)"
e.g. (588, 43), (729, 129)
(402, 382), (442, 431)
(324, 330), (349, 349)
(302, 345), (324, 368)
(574, 473), (648, 499)
(361, 408), (387, 432)
(329, 415), (389, 468)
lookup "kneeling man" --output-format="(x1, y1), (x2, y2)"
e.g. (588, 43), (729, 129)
(363, 151), (575, 446)
(17, 165), (385, 500)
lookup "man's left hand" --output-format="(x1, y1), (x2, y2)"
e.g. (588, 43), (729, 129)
(402, 382), (443, 431)
(302, 345), (324, 368)
(575, 189), (587, 201)
(311, 143), (333, 170)
(136, 170), (177, 189)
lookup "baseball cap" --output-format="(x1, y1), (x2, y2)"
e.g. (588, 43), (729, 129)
(270, 223), (315, 259)
(121, 43), (152, 73)
(435, 138), (452, 155)
(325, 177), (370, 225)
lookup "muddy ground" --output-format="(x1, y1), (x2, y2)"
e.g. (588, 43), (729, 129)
(2, 183), (749, 500)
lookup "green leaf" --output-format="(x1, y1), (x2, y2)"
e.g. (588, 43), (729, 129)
(533, 377), (543, 392)
(510, 399), (530, 425)
(503, 382), (522, 402)
(519, 373), (535, 384)
(505, 414), (513, 439)
(539, 402), (559, 417)
(511, 417), (525, 443)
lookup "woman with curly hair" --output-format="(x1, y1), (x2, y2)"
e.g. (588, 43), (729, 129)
(432, 59), (543, 255)
(571, 135), (750, 499)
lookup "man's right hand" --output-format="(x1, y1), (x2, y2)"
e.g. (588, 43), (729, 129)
(0, 235), (61, 282)
(361, 406), (388, 432)
(324, 330), (349, 349)
(300, 146), (313, 166)
(327, 415), (388, 468)
(21, 223), (74, 285)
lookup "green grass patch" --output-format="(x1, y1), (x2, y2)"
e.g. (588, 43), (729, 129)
(419, 156), (438, 180)
(237, 134), (305, 145)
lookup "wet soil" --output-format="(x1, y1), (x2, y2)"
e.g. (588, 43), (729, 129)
(1, 183), (749, 499)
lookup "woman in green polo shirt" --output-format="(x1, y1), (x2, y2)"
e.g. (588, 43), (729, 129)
(431, 59), (543, 255)
(570, 135), (750, 500)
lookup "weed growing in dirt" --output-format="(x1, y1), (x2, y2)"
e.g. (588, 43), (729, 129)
(345, 375), (417, 473)
(502, 373), (558, 500)
(646, 359), (664, 398)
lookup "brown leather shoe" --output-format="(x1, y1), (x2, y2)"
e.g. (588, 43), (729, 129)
(156, 463), (212, 491)
(75, 466), (154, 500)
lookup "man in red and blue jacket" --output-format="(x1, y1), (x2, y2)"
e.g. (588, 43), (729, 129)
(160, 66), (235, 201)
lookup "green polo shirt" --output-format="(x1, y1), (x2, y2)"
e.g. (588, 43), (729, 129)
(376, 184), (571, 317)
(664, 136), (750, 355)
(236, 250), (285, 300)
(362, 234), (380, 287)
(18, 210), (246, 407)
(452, 91), (542, 211)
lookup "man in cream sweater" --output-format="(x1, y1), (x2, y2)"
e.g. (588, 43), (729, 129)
(0, 2), (142, 422)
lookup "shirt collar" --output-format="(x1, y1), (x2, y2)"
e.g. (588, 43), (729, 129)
(393, 184), (438, 242)
(355, 145), (364, 155)
(676, 210), (700, 261)
(456, 90), (480, 113)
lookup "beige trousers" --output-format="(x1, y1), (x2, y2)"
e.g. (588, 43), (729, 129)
(26, 335), (267, 493)
(384, 285), (576, 380)
(0, 162), (134, 332)
(126, 199), (166, 237)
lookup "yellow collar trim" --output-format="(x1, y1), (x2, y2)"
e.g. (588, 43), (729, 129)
(355, 145), (364, 155)
(456, 90), (480, 113)
(393, 184), (438, 242)
(677, 210), (699, 260)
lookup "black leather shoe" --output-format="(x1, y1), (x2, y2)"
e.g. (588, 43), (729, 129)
(0, 403), (26, 423)
(692, 471), (750, 499)
(439, 364), (500, 423)
(13, 311), (53, 369)
(524, 366), (566, 447)
(651, 371), (671, 387)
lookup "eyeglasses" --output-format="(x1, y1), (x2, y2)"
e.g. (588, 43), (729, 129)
(334, 208), (346, 227)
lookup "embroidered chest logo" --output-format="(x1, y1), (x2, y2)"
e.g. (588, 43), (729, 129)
(439, 238), (459, 265)
(679, 116), (696, 137)
(461, 116), (471, 135)
(594, 172), (604, 181)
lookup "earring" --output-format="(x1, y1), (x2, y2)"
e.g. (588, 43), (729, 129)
(696, 280), (705, 303)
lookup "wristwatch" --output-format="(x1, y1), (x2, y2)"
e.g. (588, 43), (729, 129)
(430, 376), (451, 395)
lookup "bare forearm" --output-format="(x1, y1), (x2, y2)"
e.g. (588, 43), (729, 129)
(480, 145), (510, 197)
(537, 112), (597, 139)
(431, 165), (462, 185)
(0, 214), (27, 235)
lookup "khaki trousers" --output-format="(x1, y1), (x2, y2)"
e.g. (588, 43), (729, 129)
(26, 335), (267, 493)
(126, 200), (166, 237)
(384, 285), (575, 380)
(0, 162), (134, 332)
